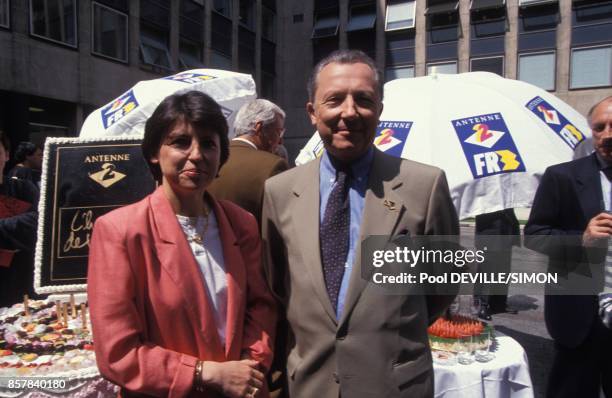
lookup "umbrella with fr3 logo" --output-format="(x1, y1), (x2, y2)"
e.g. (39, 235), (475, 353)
(296, 72), (592, 219)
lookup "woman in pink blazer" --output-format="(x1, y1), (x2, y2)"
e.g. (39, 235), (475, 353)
(87, 91), (277, 398)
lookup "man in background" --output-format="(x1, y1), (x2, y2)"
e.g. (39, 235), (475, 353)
(208, 99), (287, 225)
(525, 96), (612, 397)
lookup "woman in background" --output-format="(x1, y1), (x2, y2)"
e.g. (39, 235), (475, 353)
(0, 130), (39, 307)
(8, 141), (43, 186)
(88, 91), (276, 398)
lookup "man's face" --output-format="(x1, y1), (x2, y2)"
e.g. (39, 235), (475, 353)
(307, 62), (383, 163)
(591, 99), (612, 162)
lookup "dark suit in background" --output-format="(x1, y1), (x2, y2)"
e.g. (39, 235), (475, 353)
(474, 208), (520, 314)
(524, 153), (612, 398)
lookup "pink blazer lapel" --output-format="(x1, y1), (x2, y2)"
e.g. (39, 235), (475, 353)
(149, 187), (225, 360)
(211, 197), (246, 359)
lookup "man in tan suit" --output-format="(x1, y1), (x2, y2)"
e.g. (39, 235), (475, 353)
(209, 99), (288, 225)
(262, 50), (459, 398)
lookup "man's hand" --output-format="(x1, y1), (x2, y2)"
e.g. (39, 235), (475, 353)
(201, 359), (264, 398)
(582, 212), (612, 247)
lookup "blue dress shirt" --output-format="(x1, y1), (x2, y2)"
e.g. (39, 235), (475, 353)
(319, 148), (374, 318)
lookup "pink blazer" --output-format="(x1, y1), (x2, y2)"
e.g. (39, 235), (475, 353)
(87, 187), (277, 398)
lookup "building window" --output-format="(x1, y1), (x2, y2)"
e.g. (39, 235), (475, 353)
(427, 61), (457, 74)
(180, 0), (203, 42)
(91, 2), (128, 62)
(385, 65), (414, 81)
(571, 0), (612, 47)
(0, 0), (9, 28)
(570, 45), (612, 88)
(312, 9), (339, 38)
(518, 2), (558, 54)
(180, 38), (204, 69)
(239, 26), (255, 74)
(386, 30), (415, 71)
(262, 37), (276, 74)
(211, 50), (232, 69)
(140, 24), (172, 70)
(262, 5), (276, 42)
(179, 0), (203, 69)
(212, 11), (232, 57)
(213, 0), (232, 17)
(29, 0), (77, 47)
(239, 0), (255, 30)
(470, 55), (504, 76)
(347, 3), (376, 32)
(385, 0), (416, 31)
(426, 1), (460, 62)
(518, 51), (555, 90)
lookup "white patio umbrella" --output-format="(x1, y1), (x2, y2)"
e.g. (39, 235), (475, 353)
(79, 69), (256, 138)
(296, 72), (592, 219)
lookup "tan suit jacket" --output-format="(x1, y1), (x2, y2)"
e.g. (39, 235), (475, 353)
(262, 149), (459, 398)
(208, 140), (288, 226)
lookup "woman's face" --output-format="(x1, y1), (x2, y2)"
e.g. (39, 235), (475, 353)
(151, 120), (221, 197)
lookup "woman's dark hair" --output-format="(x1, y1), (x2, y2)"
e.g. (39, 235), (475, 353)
(142, 91), (229, 182)
(14, 142), (40, 163)
(0, 130), (10, 152)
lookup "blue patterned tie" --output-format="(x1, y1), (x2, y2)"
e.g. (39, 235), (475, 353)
(320, 164), (351, 313)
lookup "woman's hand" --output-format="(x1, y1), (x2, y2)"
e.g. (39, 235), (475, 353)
(201, 359), (264, 398)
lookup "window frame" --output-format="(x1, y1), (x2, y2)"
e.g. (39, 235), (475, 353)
(311, 11), (340, 39)
(139, 26), (173, 70)
(426, 60), (458, 75)
(347, 3), (376, 32)
(569, 44), (612, 89)
(0, 0), (9, 29)
(91, 1), (128, 63)
(517, 50), (556, 91)
(519, 0), (557, 7)
(385, 0), (416, 31)
(470, 55), (505, 75)
(29, 0), (78, 48)
(179, 37), (205, 69)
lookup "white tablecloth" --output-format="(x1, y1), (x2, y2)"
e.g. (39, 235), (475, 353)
(434, 334), (534, 398)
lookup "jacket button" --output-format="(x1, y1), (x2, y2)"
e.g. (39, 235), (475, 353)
(333, 372), (339, 383)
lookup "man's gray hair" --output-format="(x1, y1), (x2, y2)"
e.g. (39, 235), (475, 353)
(307, 49), (383, 102)
(233, 99), (286, 137)
(587, 95), (612, 126)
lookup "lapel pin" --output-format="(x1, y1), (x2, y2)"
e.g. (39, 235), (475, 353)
(383, 199), (396, 211)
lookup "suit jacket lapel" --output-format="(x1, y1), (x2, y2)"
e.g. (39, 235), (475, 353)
(292, 158), (338, 324)
(339, 150), (407, 326)
(150, 187), (225, 360)
(576, 154), (603, 218)
(211, 198), (246, 358)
